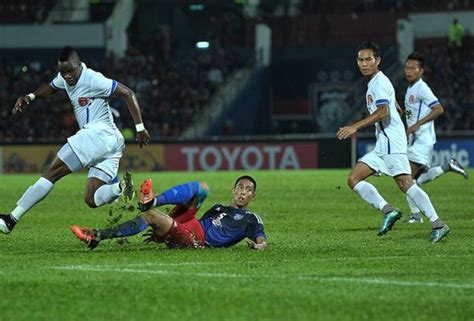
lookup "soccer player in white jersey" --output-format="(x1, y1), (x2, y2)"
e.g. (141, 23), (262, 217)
(403, 52), (468, 223)
(0, 46), (151, 234)
(337, 41), (450, 242)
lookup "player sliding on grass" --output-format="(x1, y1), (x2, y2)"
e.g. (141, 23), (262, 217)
(0, 46), (150, 234)
(336, 41), (450, 242)
(402, 52), (468, 224)
(71, 175), (268, 250)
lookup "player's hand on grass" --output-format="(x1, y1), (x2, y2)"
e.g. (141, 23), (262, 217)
(337, 125), (357, 140)
(142, 229), (158, 243)
(247, 240), (267, 250)
(136, 129), (151, 148)
(14, 95), (32, 113)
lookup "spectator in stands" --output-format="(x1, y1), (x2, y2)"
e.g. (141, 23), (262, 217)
(448, 19), (465, 48)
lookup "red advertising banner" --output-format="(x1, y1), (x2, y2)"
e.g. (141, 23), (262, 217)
(164, 142), (318, 171)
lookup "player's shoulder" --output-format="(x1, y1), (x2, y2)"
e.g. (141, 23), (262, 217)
(210, 203), (226, 212)
(244, 209), (264, 224)
(370, 71), (392, 89)
(417, 78), (433, 92)
(378, 72), (394, 87)
(82, 64), (109, 81)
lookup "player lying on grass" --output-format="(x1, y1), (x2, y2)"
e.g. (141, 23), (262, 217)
(71, 175), (267, 250)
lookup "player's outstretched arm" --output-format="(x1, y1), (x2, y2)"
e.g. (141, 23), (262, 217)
(14, 83), (57, 113)
(337, 105), (388, 140)
(113, 82), (151, 147)
(247, 237), (267, 250)
(406, 104), (444, 135)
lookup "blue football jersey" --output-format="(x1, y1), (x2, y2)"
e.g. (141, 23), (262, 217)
(199, 204), (266, 248)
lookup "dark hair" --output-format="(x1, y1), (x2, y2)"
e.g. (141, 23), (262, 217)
(406, 52), (425, 68)
(358, 41), (381, 58)
(59, 46), (79, 62)
(234, 175), (257, 192)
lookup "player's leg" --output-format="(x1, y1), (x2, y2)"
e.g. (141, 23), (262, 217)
(70, 209), (170, 250)
(406, 161), (425, 223)
(139, 180), (209, 212)
(0, 145), (75, 234)
(349, 152), (398, 215)
(84, 142), (132, 208)
(417, 158), (469, 184)
(395, 174), (450, 242)
(143, 211), (205, 249)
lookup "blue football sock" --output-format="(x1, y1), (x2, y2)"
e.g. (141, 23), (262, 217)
(98, 216), (148, 240)
(155, 181), (208, 207)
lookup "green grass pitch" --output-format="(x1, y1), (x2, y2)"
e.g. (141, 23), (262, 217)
(0, 169), (472, 321)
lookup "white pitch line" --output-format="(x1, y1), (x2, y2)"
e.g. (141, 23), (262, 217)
(49, 265), (474, 290)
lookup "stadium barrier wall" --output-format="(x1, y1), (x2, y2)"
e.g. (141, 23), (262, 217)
(1, 134), (472, 173)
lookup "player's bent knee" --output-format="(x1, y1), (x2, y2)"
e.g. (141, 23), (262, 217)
(347, 175), (359, 189)
(395, 176), (413, 193)
(84, 194), (97, 208)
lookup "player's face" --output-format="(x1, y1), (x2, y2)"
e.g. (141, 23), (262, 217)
(232, 178), (256, 208)
(357, 49), (380, 77)
(58, 59), (82, 85)
(404, 59), (423, 84)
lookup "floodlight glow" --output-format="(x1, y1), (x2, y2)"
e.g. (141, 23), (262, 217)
(196, 41), (210, 49)
(189, 4), (205, 11)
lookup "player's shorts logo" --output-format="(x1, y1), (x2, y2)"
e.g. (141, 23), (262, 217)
(366, 95), (373, 106)
(409, 95), (415, 103)
(78, 97), (89, 106)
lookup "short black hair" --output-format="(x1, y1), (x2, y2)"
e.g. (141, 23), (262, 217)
(358, 41), (381, 58)
(59, 46), (79, 62)
(234, 175), (257, 192)
(406, 52), (425, 68)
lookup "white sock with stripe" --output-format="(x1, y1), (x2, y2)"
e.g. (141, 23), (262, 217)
(353, 181), (387, 211)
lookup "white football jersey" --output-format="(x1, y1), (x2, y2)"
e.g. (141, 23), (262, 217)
(50, 63), (117, 129)
(366, 71), (407, 156)
(404, 78), (439, 145)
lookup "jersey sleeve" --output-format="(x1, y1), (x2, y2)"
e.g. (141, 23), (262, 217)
(372, 78), (392, 107)
(50, 73), (65, 90)
(420, 83), (439, 108)
(245, 214), (266, 242)
(91, 71), (118, 97)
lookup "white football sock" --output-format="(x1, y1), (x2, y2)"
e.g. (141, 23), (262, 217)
(406, 180), (421, 214)
(406, 184), (439, 222)
(11, 177), (54, 221)
(353, 181), (387, 210)
(406, 194), (421, 214)
(93, 183), (121, 207)
(417, 166), (444, 185)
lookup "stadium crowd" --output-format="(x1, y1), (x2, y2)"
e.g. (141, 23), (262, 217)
(0, 41), (234, 142)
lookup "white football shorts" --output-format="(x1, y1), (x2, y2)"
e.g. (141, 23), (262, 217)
(407, 140), (433, 168)
(359, 151), (411, 177)
(66, 124), (124, 182)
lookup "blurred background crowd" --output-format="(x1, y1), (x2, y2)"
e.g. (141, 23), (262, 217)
(0, 0), (473, 142)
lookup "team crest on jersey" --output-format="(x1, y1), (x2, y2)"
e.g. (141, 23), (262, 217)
(234, 214), (243, 220)
(78, 97), (89, 106)
(409, 95), (415, 103)
(366, 95), (373, 106)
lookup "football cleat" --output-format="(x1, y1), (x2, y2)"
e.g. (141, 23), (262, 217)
(406, 212), (424, 224)
(448, 158), (469, 179)
(0, 214), (16, 234)
(139, 179), (155, 212)
(377, 209), (402, 236)
(70, 225), (101, 250)
(430, 224), (450, 243)
(120, 172), (135, 205)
